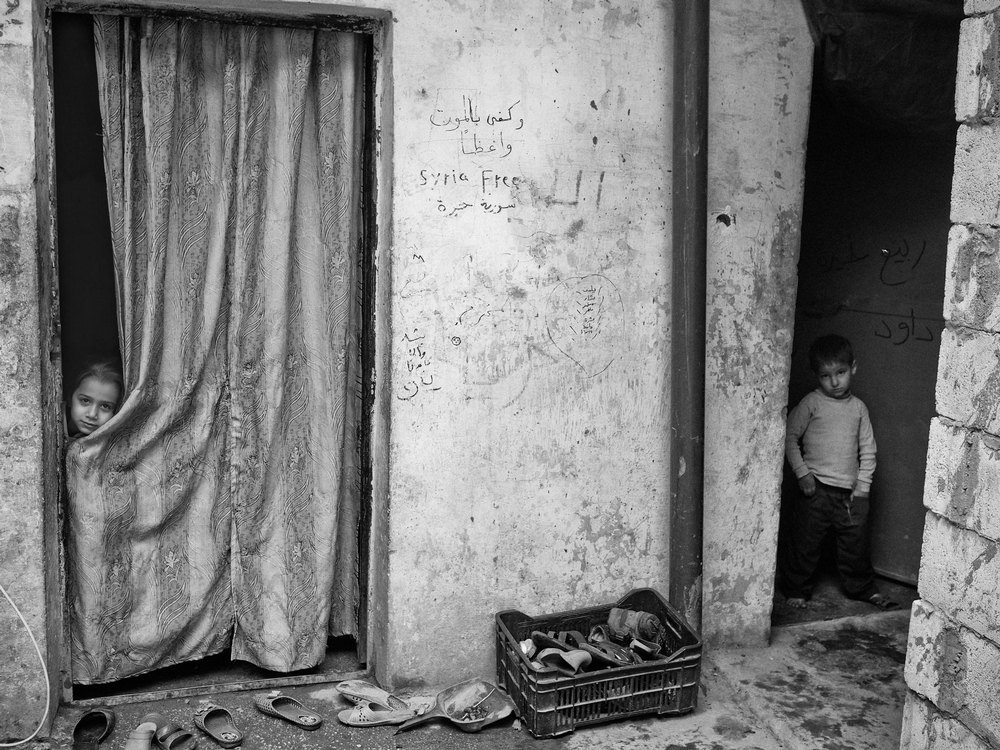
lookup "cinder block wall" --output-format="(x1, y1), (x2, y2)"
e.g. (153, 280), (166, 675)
(900, 4), (1000, 747)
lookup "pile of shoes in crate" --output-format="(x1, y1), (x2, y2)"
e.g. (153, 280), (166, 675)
(519, 606), (677, 675)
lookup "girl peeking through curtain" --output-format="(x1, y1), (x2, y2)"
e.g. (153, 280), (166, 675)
(66, 359), (124, 438)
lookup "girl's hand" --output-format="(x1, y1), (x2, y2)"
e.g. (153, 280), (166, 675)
(852, 490), (869, 501)
(798, 473), (816, 497)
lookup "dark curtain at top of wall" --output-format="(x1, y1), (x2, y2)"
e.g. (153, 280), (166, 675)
(801, 0), (964, 135)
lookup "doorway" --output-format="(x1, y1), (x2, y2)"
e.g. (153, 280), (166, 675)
(774, 0), (961, 624)
(51, 10), (375, 699)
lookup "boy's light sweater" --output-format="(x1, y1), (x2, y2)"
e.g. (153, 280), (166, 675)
(785, 389), (877, 493)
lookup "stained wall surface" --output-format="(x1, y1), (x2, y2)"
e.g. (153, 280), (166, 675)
(901, 3), (1000, 747)
(381, 0), (675, 688)
(702, 0), (813, 646)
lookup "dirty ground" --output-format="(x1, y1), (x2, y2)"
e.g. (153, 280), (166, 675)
(35, 606), (911, 750)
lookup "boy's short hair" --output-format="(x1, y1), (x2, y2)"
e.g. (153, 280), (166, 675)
(808, 334), (854, 372)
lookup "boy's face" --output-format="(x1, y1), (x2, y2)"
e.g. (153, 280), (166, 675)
(69, 376), (121, 435)
(815, 359), (856, 399)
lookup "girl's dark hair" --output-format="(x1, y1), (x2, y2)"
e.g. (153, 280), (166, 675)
(808, 334), (854, 372)
(71, 358), (125, 407)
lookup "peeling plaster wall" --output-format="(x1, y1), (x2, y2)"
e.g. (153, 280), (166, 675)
(702, 0), (813, 647)
(902, 2), (1000, 747)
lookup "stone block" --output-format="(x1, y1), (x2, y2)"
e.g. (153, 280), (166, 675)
(946, 225), (1000, 333)
(917, 515), (1000, 645)
(935, 327), (1000, 434)
(956, 16), (996, 121)
(968, 0), (1000, 16)
(905, 600), (1000, 747)
(952, 124), (1000, 225)
(924, 418), (1000, 540)
(902, 692), (995, 750)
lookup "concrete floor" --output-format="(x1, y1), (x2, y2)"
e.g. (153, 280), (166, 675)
(37, 606), (911, 750)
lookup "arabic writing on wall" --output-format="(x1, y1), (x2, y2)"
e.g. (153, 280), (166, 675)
(545, 275), (624, 377)
(420, 92), (524, 217)
(397, 328), (441, 401)
(810, 236), (944, 347)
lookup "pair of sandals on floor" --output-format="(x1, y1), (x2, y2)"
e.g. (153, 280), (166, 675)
(72, 705), (244, 750)
(336, 679), (424, 727)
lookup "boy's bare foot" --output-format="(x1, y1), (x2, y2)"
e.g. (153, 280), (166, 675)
(786, 597), (808, 609)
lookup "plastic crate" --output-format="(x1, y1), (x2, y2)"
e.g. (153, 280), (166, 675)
(495, 588), (701, 738)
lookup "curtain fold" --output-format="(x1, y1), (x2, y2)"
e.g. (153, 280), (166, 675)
(66, 15), (364, 684)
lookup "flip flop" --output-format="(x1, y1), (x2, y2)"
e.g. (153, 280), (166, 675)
(139, 713), (198, 750)
(73, 707), (115, 750)
(123, 722), (157, 750)
(335, 680), (410, 711)
(193, 703), (242, 748)
(337, 700), (421, 727)
(253, 690), (323, 730)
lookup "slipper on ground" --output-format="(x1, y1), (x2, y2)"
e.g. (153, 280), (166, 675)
(253, 690), (323, 730)
(138, 713), (197, 750)
(123, 721), (158, 750)
(193, 703), (242, 748)
(337, 701), (421, 727)
(335, 680), (410, 711)
(73, 706), (115, 750)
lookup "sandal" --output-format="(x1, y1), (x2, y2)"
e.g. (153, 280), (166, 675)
(253, 690), (323, 730)
(73, 707), (116, 750)
(337, 700), (421, 727)
(193, 703), (242, 748)
(139, 713), (198, 750)
(123, 722), (157, 750)
(335, 680), (410, 711)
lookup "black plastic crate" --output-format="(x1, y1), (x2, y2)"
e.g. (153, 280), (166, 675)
(495, 588), (701, 738)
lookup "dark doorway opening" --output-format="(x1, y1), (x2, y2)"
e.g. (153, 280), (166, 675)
(52, 11), (370, 699)
(774, 1), (962, 625)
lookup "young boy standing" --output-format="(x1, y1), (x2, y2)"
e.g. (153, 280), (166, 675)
(782, 334), (897, 610)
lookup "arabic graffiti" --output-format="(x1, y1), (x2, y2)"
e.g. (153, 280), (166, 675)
(397, 328), (441, 401)
(545, 274), (625, 376)
(815, 235), (930, 288)
(878, 241), (926, 287)
(834, 305), (942, 347)
(420, 92), (525, 217)
(872, 308), (936, 346)
(429, 95), (524, 158)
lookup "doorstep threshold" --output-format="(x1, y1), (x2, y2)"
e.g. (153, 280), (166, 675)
(68, 667), (369, 708)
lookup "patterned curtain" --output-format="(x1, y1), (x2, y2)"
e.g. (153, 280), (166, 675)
(65, 15), (364, 683)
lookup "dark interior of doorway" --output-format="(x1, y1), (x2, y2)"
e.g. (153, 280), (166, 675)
(773, 2), (962, 626)
(53, 11), (367, 699)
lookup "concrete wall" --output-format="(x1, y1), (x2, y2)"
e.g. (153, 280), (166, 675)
(0, 0), (64, 741)
(380, 0), (676, 688)
(0, 0), (680, 726)
(901, 4), (1000, 747)
(702, 0), (813, 646)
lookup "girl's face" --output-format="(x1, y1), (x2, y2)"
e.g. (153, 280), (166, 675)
(69, 376), (121, 435)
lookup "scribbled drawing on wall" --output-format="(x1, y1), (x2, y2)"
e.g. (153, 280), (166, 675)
(545, 274), (624, 376)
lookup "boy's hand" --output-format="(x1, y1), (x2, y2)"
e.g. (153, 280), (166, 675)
(798, 473), (816, 497)
(852, 490), (869, 501)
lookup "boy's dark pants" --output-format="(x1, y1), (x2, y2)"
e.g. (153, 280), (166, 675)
(782, 480), (878, 600)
